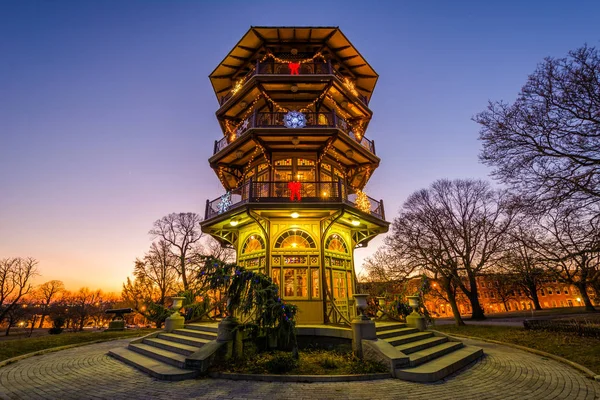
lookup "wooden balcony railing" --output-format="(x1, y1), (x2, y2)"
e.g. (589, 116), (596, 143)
(213, 111), (375, 155)
(219, 60), (369, 106)
(204, 179), (385, 221)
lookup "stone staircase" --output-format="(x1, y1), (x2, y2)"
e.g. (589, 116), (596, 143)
(108, 322), (218, 381)
(375, 322), (483, 382)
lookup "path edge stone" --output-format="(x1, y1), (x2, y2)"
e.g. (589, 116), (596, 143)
(0, 335), (139, 369)
(208, 371), (391, 382)
(431, 329), (600, 381)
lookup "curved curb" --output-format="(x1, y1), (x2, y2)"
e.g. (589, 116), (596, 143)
(0, 334), (147, 369)
(430, 329), (600, 382)
(209, 371), (391, 382)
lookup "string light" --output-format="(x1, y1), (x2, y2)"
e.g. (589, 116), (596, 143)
(260, 51), (326, 64)
(355, 189), (371, 213)
(343, 78), (359, 97)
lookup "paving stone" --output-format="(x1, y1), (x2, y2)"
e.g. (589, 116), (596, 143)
(0, 338), (598, 399)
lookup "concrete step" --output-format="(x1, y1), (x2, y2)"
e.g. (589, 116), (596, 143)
(184, 323), (219, 334)
(143, 337), (200, 356)
(377, 327), (419, 339)
(128, 343), (187, 369)
(375, 322), (407, 332)
(385, 331), (434, 346)
(158, 332), (212, 348)
(394, 336), (449, 355)
(395, 345), (484, 382)
(408, 341), (464, 367)
(174, 328), (218, 341)
(108, 347), (199, 381)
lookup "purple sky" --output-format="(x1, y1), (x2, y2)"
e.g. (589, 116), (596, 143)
(1, 1), (599, 293)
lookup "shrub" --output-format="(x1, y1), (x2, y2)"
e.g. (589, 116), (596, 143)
(48, 316), (65, 335)
(264, 352), (298, 374)
(317, 355), (339, 370)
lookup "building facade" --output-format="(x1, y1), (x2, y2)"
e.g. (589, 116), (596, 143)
(201, 27), (388, 324)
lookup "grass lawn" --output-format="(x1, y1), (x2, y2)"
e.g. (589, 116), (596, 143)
(213, 349), (388, 375)
(0, 329), (156, 362)
(434, 324), (600, 374)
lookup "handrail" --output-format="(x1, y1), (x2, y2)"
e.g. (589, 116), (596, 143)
(205, 179), (385, 222)
(212, 111), (376, 155)
(219, 60), (369, 107)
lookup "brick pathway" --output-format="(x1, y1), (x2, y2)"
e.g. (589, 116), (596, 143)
(0, 338), (598, 400)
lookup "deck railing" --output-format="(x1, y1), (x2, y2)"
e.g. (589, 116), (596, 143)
(205, 179), (385, 221)
(212, 111), (375, 155)
(219, 60), (369, 106)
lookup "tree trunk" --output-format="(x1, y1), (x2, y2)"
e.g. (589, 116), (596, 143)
(38, 313), (47, 329)
(502, 301), (509, 312)
(441, 278), (465, 326)
(464, 275), (486, 320)
(575, 282), (596, 311)
(180, 256), (189, 291)
(527, 284), (543, 310)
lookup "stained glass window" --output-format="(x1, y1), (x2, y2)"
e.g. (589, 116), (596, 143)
(274, 230), (316, 249)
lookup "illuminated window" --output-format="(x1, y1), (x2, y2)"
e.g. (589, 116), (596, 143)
(271, 268), (280, 286)
(312, 269), (320, 298)
(284, 268), (307, 298)
(347, 271), (353, 297)
(325, 234), (348, 254)
(333, 270), (346, 298)
(274, 230), (316, 249)
(242, 235), (265, 254)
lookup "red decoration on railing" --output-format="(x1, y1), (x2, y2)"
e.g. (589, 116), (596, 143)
(288, 62), (300, 75)
(288, 181), (302, 201)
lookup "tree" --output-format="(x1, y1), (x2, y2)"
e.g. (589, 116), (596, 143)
(501, 224), (549, 310)
(0, 257), (39, 323)
(149, 213), (203, 291)
(35, 280), (65, 328)
(70, 287), (102, 331)
(485, 273), (518, 312)
(390, 179), (514, 320)
(533, 205), (599, 311)
(475, 45), (600, 208)
(134, 240), (179, 306)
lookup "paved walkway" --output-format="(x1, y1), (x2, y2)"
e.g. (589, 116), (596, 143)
(0, 338), (599, 400)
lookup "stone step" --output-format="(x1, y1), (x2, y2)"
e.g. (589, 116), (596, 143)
(408, 341), (464, 367)
(394, 336), (449, 355)
(184, 323), (219, 333)
(143, 337), (200, 356)
(395, 345), (484, 382)
(108, 347), (199, 381)
(173, 328), (218, 341)
(128, 343), (187, 369)
(377, 327), (419, 339)
(375, 322), (407, 332)
(158, 332), (212, 348)
(385, 331), (434, 346)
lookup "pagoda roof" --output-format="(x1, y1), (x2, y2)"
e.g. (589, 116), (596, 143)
(209, 26), (378, 103)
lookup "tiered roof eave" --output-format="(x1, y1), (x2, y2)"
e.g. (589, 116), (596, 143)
(209, 26), (379, 103)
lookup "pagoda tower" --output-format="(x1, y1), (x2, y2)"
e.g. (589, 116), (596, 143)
(202, 27), (388, 324)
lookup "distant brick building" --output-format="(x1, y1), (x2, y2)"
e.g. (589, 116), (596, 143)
(419, 277), (598, 317)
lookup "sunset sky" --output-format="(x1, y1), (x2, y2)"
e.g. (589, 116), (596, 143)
(1, 1), (599, 293)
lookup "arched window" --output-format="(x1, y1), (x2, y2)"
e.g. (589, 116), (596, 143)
(242, 235), (265, 254)
(274, 230), (316, 249)
(325, 234), (348, 254)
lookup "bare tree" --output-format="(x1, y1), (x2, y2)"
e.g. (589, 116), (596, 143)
(70, 287), (102, 331)
(149, 213), (203, 291)
(0, 257), (39, 322)
(501, 224), (549, 310)
(134, 240), (180, 305)
(363, 247), (419, 285)
(35, 280), (65, 328)
(475, 45), (600, 208)
(387, 198), (466, 326)
(533, 205), (599, 311)
(391, 179), (514, 320)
